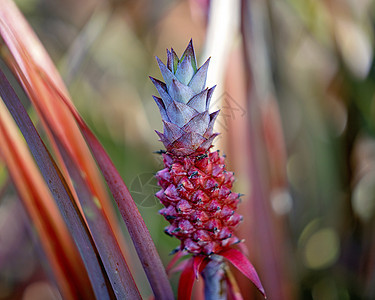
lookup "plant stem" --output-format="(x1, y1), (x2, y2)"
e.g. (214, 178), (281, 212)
(202, 256), (227, 300)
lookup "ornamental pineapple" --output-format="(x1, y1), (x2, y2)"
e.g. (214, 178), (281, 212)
(151, 40), (242, 255)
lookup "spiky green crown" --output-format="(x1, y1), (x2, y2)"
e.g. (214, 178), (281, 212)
(150, 40), (218, 156)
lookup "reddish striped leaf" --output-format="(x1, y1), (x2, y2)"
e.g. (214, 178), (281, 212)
(220, 248), (266, 298)
(0, 69), (112, 299)
(178, 257), (195, 300)
(0, 101), (93, 299)
(193, 255), (206, 279)
(56, 137), (141, 299)
(0, 0), (130, 282)
(42, 74), (174, 300)
(166, 250), (187, 274)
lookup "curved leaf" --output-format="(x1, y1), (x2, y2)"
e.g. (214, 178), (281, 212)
(42, 73), (174, 300)
(178, 257), (195, 300)
(0, 100), (93, 299)
(0, 0), (129, 282)
(57, 137), (141, 299)
(0, 69), (112, 299)
(220, 248), (266, 298)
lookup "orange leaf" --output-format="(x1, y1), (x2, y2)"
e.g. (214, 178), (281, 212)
(0, 100), (94, 299)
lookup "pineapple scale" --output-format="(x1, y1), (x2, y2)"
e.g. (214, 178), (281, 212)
(156, 150), (242, 255)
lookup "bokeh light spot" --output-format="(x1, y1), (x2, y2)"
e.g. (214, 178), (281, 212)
(304, 227), (340, 269)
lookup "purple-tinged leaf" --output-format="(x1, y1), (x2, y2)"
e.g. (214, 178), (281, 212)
(175, 54), (195, 85)
(180, 39), (197, 72)
(197, 133), (220, 152)
(166, 250), (186, 274)
(188, 58), (210, 94)
(155, 130), (173, 149)
(187, 88), (208, 113)
(0, 69), (111, 299)
(156, 56), (177, 87)
(0, 102), (91, 300)
(206, 85), (216, 110)
(163, 120), (185, 142)
(171, 48), (179, 72)
(220, 248), (266, 298)
(152, 96), (170, 122)
(169, 79), (196, 104)
(171, 132), (206, 153)
(43, 78), (174, 300)
(56, 137), (141, 299)
(181, 111), (210, 136)
(150, 77), (173, 107)
(166, 100), (197, 127)
(204, 111), (220, 138)
(167, 49), (174, 72)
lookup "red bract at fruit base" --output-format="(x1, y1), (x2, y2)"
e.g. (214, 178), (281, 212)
(151, 40), (266, 300)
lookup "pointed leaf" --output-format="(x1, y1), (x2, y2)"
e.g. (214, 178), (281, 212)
(156, 130), (173, 149)
(204, 110), (220, 137)
(0, 69), (111, 299)
(175, 54), (195, 85)
(178, 257), (195, 300)
(172, 132), (206, 153)
(167, 49), (174, 72)
(42, 79), (174, 300)
(197, 133), (220, 152)
(150, 76), (173, 107)
(0, 4), (128, 291)
(166, 100), (197, 127)
(163, 120), (185, 142)
(182, 111), (210, 136)
(193, 255), (206, 279)
(180, 39), (197, 72)
(166, 250), (187, 274)
(0, 102), (91, 300)
(56, 137), (141, 299)
(206, 85), (216, 110)
(153, 96), (170, 122)
(171, 48), (179, 72)
(187, 88), (208, 113)
(220, 248), (266, 298)
(156, 56), (177, 87)
(169, 79), (196, 104)
(188, 58), (210, 93)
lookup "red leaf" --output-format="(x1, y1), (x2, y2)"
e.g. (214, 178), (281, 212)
(169, 257), (190, 275)
(220, 248), (266, 298)
(166, 250), (186, 274)
(193, 255), (209, 279)
(178, 257), (195, 300)
(40, 74), (174, 300)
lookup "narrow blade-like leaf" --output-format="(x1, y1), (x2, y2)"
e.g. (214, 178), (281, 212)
(0, 1), (129, 281)
(0, 101), (93, 299)
(43, 75), (174, 300)
(56, 136), (141, 299)
(0, 69), (112, 299)
(178, 257), (195, 300)
(220, 248), (266, 298)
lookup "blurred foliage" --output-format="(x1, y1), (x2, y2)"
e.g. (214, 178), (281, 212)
(2, 0), (375, 299)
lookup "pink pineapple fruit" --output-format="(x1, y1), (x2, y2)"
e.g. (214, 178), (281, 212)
(151, 40), (265, 299)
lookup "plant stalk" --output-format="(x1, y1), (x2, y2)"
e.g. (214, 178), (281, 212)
(202, 256), (227, 300)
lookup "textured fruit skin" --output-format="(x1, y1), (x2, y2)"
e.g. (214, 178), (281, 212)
(151, 40), (242, 255)
(156, 150), (242, 255)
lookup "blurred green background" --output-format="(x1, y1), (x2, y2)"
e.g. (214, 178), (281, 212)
(1, 0), (375, 299)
